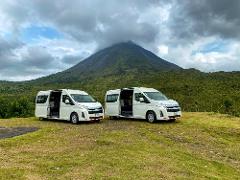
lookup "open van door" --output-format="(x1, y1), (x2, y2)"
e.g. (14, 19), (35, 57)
(35, 93), (49, 118)
(105, 93), (120, 117)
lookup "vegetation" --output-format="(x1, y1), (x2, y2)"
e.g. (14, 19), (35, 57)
(0, 42), (240, 118)
(0, 112), (239, 179)
(0, 96), (34, 118)
(1, 69), (240, 118)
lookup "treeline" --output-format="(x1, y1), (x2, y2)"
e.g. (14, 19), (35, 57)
(0, 96), (34, 119)
(0, 69), (240, 119)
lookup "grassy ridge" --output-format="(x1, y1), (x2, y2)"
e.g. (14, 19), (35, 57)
(0, 112), (239, 179)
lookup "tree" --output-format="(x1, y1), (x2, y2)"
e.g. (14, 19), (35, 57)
(11, 97), (33, 117)
(224, 98), (233, 113)
(0, 97), (11, 118)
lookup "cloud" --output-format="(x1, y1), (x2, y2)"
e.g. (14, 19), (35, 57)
(29, 0), (168, 49)
(0, 36), (92, 81)
(157, 45), (169, 56)
(191, 42), (240, 72)
(170, 0), (240, 41)
(0, 0), (239, 81)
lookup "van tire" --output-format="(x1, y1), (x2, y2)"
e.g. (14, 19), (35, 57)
(70, 112), (79, 124)
(109, 116), (117, 120)
(169, 118), (176, 122)
(146, 111), (156, 123)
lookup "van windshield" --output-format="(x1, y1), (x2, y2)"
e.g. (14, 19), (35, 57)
(144, 92), (168, 101)
(71, 94), (96, 103)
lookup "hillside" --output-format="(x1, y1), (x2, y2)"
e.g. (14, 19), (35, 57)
(0, 113), (239, 179)
(34, 41), (182, 83)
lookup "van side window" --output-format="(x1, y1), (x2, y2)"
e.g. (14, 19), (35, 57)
(62, 95), (74, 105)
(106, 94), (119, 102)
(135, 93), (148, 102)
(36, 95), (48, 104)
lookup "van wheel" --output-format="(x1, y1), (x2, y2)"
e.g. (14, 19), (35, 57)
(70, 113), (79, 124)
(146, 111), (156, 123)
(109, 116), (117, 120)
(169, 118), (176, 122)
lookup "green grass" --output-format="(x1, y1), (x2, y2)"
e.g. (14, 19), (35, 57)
(0, 112), (239, 179)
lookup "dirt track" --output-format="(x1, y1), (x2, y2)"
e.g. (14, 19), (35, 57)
(0, 127), (39, 139)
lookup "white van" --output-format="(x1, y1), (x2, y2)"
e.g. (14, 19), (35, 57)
(105, 87), (181, 123)
(35, 89), (104, 124)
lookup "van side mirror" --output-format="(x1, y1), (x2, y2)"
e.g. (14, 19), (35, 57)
(139, 97), (145, 102)
(65, 99), (70, 104)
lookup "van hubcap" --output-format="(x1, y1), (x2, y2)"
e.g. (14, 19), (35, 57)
(72, 115), (77, 123)
(148, 113), (155, 122)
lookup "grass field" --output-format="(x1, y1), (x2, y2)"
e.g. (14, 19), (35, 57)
(0, 112), (239, 179)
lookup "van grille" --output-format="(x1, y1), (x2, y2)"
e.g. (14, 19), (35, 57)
(88, 107), (103, 114)
(167, 106), (181, 112)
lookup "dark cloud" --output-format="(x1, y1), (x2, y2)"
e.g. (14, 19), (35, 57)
(0, 37), (24, 70)
(21, 47), (55, 68)
(170, 0), (240, 42)
(0, 37), (23, 55)
(29, 0), (167, 48)
(0, 36), (89, 80)
(0, 38), (60, 80)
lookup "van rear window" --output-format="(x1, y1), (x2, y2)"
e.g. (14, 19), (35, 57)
(106, 94), (119, 102)
(36, 95), (48, 104)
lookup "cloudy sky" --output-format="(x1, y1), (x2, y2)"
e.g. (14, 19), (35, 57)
(0, 0), (239, 81)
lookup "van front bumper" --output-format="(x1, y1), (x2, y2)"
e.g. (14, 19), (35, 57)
(157, 110), (182, 121)
(85, 113), (104, 121)
(89, 116), (103, 121)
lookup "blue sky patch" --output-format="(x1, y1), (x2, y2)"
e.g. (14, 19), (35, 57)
(192, 40), (230, 55)
(20, 25), (63, 43)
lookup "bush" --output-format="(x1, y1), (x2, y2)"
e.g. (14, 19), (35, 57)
(11, 97), (33, 118)
(0, 97), (11, 118)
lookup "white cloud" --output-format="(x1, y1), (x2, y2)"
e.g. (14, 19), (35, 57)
(165, 38), (240, 72)
(157, 45), (169, 56)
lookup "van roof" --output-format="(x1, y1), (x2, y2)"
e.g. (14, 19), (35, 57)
(106, 87), (159, 94)
(37, 89), (88, 95)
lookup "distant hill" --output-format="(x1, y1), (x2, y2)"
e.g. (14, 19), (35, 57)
(35, 41), (182, 83)
(1, 41), (240, 119)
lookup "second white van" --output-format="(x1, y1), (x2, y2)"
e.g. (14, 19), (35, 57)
(35, 89), (104, 124)
(105, 87), (181, 123)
